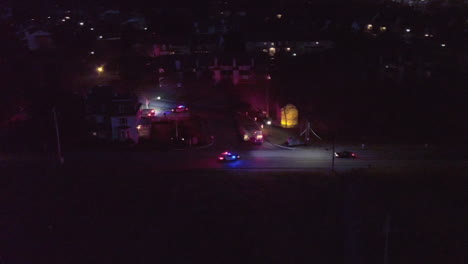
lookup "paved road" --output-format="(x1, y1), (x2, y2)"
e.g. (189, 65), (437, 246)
(55, 146), (466, 174)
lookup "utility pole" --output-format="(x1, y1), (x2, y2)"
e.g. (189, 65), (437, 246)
(266, 75), (271, 118)
(383, 213), (391, 264)
(331, 135), (335, 173)
(175, 119), (178, 140)
(52, 107), (64, 164)
(300, 121), (323, 142)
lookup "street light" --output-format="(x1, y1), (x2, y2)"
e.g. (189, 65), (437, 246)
(157, 96), (161, 100)
(96, 66), (104, 73)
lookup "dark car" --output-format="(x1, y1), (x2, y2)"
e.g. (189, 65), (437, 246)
(335, 151), (356, 158)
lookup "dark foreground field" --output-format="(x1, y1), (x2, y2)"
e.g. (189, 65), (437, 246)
(1, 162), (467, 264)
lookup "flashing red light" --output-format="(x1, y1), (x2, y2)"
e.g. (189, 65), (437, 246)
(219, 156), (224, 160)
(151, 109), (155, 112)
(222, 151), (228, 155)
(352, 153), (355, 156)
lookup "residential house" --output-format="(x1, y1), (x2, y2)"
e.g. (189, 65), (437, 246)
(86, 86), (141, 143)
(245, 32), (334, 56)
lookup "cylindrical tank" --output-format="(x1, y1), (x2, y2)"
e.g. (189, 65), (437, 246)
(281, 104), (298, 128)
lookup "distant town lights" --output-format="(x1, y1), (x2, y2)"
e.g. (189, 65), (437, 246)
(96, 66), (104, 73)
(98, 35), (103, 39)
(276, 14), (282, 19)
(380, 26), (387, 32)
(286, 47), (291, 51)
(157, 96), (161, 100)
(424, 33), (429, 37)
(405, 28), (411, 33)
(90, 51), (95, 55)
(144, 27), (148, 30)
(366, 24), (373, 30)
(65, 16), (70, 20)
(90, 27), (94, 31)
(315, 41), (319, 45)
(79, 22), (84, 26)
(61, 19), (66, 22)
(441, 43), (446, 47)
(292, 53), (297, 56)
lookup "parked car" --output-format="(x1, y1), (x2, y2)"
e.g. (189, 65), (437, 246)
(139, 108), (157, 117)
(171, 105), (189, 113)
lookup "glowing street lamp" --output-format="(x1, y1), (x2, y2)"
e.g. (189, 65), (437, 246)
(79, 22), (84, 26)
(96, 66), (104, 73)
(156, 96), (161, 100)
